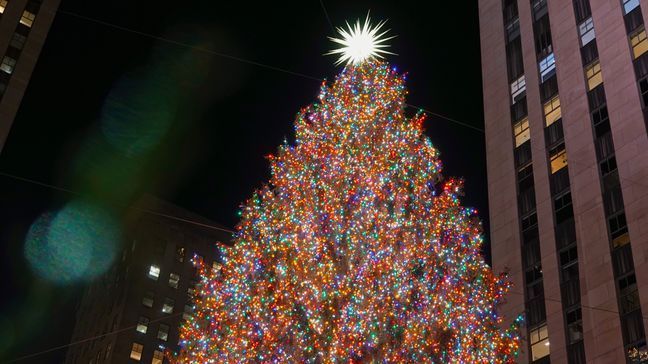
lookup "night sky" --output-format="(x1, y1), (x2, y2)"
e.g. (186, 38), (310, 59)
(0, 1), (484, 362)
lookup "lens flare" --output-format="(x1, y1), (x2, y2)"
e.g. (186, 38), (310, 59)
(24, 200), (120, 284)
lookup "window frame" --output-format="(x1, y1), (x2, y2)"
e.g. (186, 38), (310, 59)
(543, 95), (562, 126)
(585, 60), (603, 91)
(529, 324), (551, 361)
(631, 27), (648, 60)
(136, 316), (149, 334)
(129, 342), (143, 361)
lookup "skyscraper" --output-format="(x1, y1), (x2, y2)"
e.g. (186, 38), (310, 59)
(480, 0), (648, 362)
(64, 197), (232, 364)
(0, 0), (59, 152)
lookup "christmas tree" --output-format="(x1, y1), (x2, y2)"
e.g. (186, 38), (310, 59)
(173, 18), (521, 363)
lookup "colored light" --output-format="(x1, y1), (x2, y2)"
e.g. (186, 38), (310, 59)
(171, 61), (521, 363)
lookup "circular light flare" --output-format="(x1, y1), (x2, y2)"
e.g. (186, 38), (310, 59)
(326, 14), (396, 65)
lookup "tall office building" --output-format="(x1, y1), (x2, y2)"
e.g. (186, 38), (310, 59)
(64, 197), (232, 364)
(480, 0), (648, 362)
(0, 0), (59, 152)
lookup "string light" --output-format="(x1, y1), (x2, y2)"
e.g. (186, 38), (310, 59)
(171, 61), (521, 363)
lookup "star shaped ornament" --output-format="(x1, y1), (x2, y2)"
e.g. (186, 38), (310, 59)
(326, 14), (396, 65)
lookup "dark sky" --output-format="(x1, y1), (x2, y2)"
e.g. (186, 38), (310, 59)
(0, 1), (484, 362)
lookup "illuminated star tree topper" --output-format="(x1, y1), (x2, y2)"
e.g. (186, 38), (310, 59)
(326, 13), (396, 65)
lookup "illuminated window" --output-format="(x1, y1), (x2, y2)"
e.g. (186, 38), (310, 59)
(176, 246), (185, 262)
(10, 33), (27, 50)
(212, 261), (222, 271)
(136, 316), (149, 334)
(183, 304), (193, 321)
(624, 0), (640, 14)
(152, 350), (164, 364)
(157, 323), (169, 341)
(539, 53), (556, 82)
(511, 75), (526, 103)
(550, 149), (568, 174)
(162, 298), (174, 314)
(142, 291), (154, 308)
(579, 17), (595, 46)
(168, 273), (180, 289)
(130, 343), (143, 361)
(188, 280), (198, 296)
(19, 10), (35, 27)
(544, 96), (561, 126)
(0, 56), (16, 74)
(585, 61), (603, 90)
(0, 0), (8, 14)
(513, 117), (530, 147)
(148, 265), (160, 280)
(530, 324), (550, 360)
(631, 28), (648, 59)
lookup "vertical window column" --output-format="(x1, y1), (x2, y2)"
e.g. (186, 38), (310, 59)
(0, 0), (42, 99)
(623, 0), (648, 130)
(503, 2), (549, 361)
(533, 0), (588, 361)
(578, 1), (647, 357)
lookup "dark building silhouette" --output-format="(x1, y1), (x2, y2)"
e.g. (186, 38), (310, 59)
(65, 197), (232, 364)
(0, 0), (59, 152)
(480, 0), (648, 362)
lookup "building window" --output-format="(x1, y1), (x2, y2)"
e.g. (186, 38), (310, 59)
(539, 53), (556, 82)
(176, 246), (185, 262)
(530, 324), (551, 360)
(142, 291), (154, 308)
(152, 350), (164, 364)
(561, 276), (581, 307)
(511, 75), (526, 103)
(157, 323), (169, 341)
(136, 316), (149, 334)
(168, 273), (180, 289)
(544, 95), (562, 126)
(631, 28), (648, 59)
(148, 265), (160, 280)
(183, 304), (193, 321)
(621, 310), (645, 345)
(573, 0), (592, 23)
(162, 298), (174, 314)
(550, 149), (568, 174)
(527, 297), (547, 327)
(609, 212), (629, 241)
(566, 308), (584, 343)
(515, 141), (533, 169)
(623, 0), (641, 15)
(507, 38), (524, 79)
(212, 261), (222, 271)
(0, 56), (16, 74)
(532, 0), (548, 21)
(585, 60), (603, 90)
(188, 280), (199, 296)
(130, 343), (143, 361)
(545, 119), (564, 148)
(613, 244), (635, 277)
(10, 33), (27, 50)
(19, 10), (35, 27)
(620, 287), (641, 315)
(513, 117), (531, 147)
(0, 0), (7, 14)
(534, 14), (553, 56)
(579, 17), (595, 46)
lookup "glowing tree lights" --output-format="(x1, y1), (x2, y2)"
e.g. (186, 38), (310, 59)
(173, 20), (520, 362)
